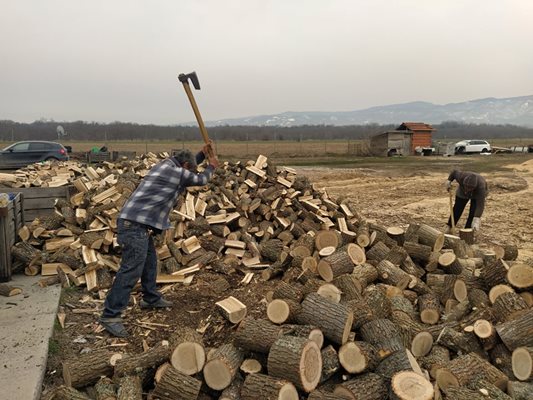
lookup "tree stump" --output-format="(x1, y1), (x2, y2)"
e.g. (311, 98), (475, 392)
(267, 336), (321, 392)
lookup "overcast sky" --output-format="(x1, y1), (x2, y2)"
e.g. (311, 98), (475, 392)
(1, 0), (532, 125)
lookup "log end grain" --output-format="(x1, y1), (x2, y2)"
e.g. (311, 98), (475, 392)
(391, 370), (434, 400)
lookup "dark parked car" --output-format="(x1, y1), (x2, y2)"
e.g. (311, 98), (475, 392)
(0, 141), (69, 169)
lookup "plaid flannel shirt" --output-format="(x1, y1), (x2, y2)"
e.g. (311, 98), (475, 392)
(119, 154), (213, 230)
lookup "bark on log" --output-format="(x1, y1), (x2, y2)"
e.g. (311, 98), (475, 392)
(438, 252), (463, 275)
(332, 273), (363, 302)
(490, 343), (514, 379)
(240, 373), (298, 400)
(47, 386), (91, 400)
(480, 259), (510, 290)
(317, 250), (354, 282)
(260, 239), (284, 262)
(374, 349), (416, 382)
(418, 293), (441, 325)
(266, 299), (301, 324)
(376, 259), (411, 290)
(169, 327), (206, 375)
(151, 364), (201, 400)
(63, 349), (115, 388)
(296, 293), (353, 345)
(114, 344), (170, 377)
(281, 324), (324, 349)
(436, 352), (509, 391)
(338, 341), (379, 374)
(320, 345), (340, 383)
(363, 285), (392, 319)
(333, 373), (388, 400)
(360, 319), (404, 358)
(365, 241), (390, 263)
(507, 381), (533, 400)
(352, 263), (378, 287)
(495, 309), (533, 351)
(419, 345), (451, 379)
(492, 292), (529, 323)
(235, 318), (285, 354)
(272, 281), (304, 303)
(390, 370), (434, 400)
(94, 376), (116, 400)
(417, 224), (445, 251)
(403, 241), (432, 263)
(116, 375), (142, 400)
(203, 343), (243, 390)
(267, 336), (321, 392)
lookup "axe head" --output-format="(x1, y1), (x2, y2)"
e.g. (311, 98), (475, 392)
(178, 71), (201, 90)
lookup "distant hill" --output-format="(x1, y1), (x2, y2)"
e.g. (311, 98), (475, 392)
(208, 95), (533, 127)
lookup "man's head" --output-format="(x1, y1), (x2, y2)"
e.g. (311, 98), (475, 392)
(463, 174), (478, 194)
(173, 150), (196, 171)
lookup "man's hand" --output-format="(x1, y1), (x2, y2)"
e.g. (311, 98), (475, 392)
(472, 217), (481, 231)
(445, 180), (452, 192)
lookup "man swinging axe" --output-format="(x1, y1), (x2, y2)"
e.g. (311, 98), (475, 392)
(100, 72), (219, 337)
(446, 169), (487, 233)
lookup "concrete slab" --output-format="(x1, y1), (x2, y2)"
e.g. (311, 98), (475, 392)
(0, 275), (61, 400)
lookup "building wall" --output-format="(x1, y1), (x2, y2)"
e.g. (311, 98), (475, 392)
(411, 132), (432, 153)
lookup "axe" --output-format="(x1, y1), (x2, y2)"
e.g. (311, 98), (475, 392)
(178, 71), (211, 146)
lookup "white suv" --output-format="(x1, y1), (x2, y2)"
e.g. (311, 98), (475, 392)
(454, 140), (491, 154)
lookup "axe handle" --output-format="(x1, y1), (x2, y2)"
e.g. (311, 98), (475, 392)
(181, 82), (210, 144)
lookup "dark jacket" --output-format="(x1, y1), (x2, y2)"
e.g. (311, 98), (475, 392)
(448, 170), (487, 217)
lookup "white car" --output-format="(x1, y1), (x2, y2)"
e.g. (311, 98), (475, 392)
(454, 140), (492, 154)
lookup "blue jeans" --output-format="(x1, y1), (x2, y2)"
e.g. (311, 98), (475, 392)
(101, 219), (160, 318)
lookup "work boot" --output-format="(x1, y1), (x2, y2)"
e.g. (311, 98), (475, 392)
(99, 317), (129, 338)
(140, 298), (173, 309)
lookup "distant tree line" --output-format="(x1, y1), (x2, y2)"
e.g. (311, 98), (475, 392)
(0, 119), (532, 143)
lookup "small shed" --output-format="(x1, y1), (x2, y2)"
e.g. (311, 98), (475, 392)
(369, 122), (435, 156)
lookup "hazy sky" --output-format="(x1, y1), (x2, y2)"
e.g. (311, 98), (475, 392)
(1, 0), (532, 125)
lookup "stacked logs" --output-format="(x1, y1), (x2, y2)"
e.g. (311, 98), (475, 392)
(12, 154), (531, 399)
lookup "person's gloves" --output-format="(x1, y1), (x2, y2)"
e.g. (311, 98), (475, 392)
(472, 217), (481, 231)
(445, 180), (452, 192)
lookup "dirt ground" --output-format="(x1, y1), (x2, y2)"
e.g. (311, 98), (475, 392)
(41, 153), (533, 398)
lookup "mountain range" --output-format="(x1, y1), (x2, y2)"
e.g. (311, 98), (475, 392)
(207, 95), (533, 127)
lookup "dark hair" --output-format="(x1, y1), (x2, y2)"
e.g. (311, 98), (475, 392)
(173, 150), (196, 168)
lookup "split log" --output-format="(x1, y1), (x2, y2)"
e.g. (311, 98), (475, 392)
(235, 318), (284, 354)
(150, 365), (201, 400)
(267, 336), (321, 392)
(169, 327), (206, 375)
(240, 373), (298, 400)
(436, 352), (509, 391)
(338, 341), (379, 374)
(203, 344), (243, 390)
(360, 319), (404, 358)
(63, 349), (115, 388)
(512, 346), (533, 381)
(0, 283), (22, 297)
(116, 375), (142, 400)
(333, 373), (388, 400)
(390, 370), (434, 400)
(296, 293), (353, 345)
(114, 343), (170, 377)
(216, 296), (247, 324)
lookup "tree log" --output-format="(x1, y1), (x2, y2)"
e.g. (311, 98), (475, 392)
(495, 309), (533, 351)
(63, 349), (115, 388)
(360, 319), (404, 358)
(151, 364), (201, 400)
(116, 375), (142, 400)
(390, 370), (434, 400)
(512, 346), (533, 381)
(296, 293), (353, 345)
(267, 336), (321, 392)
(333, 373), (388, 400)
(169, 327), (205, 376)
(114, 344), (170, 377)
(203, 343), (243, 390)
(338, 341), (379, 374)
(240, 373), (298, 400)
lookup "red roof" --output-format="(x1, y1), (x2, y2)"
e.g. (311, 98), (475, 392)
(397, 122), (435, 132)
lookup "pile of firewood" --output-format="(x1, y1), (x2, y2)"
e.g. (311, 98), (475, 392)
(9, 154), (532, 399)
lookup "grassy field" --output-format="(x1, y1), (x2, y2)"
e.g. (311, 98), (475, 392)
(1, 139), (531, 172)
